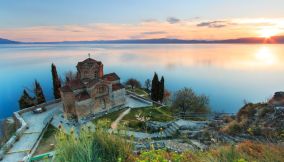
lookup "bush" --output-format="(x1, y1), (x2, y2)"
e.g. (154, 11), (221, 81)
(55, 120), (133, 162)
(222, 121), (242, 135)
(135, 149), (206, 162)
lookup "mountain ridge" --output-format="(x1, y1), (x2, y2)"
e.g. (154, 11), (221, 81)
(1, 36), (284, 44)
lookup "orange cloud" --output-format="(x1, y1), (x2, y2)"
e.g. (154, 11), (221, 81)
(0, 18), (283, 42)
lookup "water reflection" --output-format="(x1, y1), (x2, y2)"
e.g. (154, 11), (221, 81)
(255, 46), (276, 65)
(0, 44), (284, 119)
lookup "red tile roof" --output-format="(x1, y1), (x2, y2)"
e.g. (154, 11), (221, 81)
(103, 73), (120, 81)
(77, 58), (102, 67)
(112, 83), (125, 91)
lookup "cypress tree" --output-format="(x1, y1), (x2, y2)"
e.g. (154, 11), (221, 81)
(19, 90), (35, 109)
(51, 63), (61, 99)
(34, 80), (46, 104)
(151, 73), (159, 101)
(159, 76), (165, 102)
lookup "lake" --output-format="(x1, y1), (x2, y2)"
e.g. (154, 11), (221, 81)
(1, 44), (284, 119)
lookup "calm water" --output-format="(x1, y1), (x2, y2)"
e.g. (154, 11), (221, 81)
(1, 44), (284, 119)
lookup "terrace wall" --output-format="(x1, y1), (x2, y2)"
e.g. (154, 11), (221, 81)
(0, 99), (61, 161)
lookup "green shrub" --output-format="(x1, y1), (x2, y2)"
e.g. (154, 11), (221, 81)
(222, 121), (242, 135)
(55, 120), (133, 162)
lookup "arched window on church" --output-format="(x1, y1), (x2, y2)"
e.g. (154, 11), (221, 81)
(97, 86), (105, 93)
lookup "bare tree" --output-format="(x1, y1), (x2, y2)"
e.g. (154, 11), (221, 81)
(65, 70), (77, 83)
(172, 88), (210, 118)
(144, 79), (151, 91)
(125, 78), (141, 89)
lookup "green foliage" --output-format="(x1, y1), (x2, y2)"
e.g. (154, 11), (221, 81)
(223, 121), (242, 135)
(136, 149), (182, 162)
(34, 80), (46, 104)
(42, 124), (57, 139)
(158, 76), (165, 102)
(151, 73), (165, 102)
(171, 87), (210, 117)
(151, 72), (160, 101)
(55, 120), (133, 162)
(214, 145), (244, 162)
(51, 63), (61, 99)
(18, 89), (35, 109)
(93, 106), (174, 131)
(136, 141), (284, 162)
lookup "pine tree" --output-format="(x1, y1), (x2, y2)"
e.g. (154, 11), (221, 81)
(34, 80), (46, 104)
(19, 90), (35, 109)
(151, 73), (159, 101)
(159, 76), (165, 102)
(51, 63), (61, 99)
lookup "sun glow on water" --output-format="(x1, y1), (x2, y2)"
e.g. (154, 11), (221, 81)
(255, 46), (276, 65)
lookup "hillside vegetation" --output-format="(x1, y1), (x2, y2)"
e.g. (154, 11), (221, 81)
(222, 102), (284, 140)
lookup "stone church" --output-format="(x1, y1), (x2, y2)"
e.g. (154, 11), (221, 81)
(60, 58), (126, 121)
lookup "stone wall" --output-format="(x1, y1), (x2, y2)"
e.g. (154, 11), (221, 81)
(61, 91), (76, 120)
(77, 63), (103, 79)
(126, 90), (161, 106)
(113, 88), (126, 106)
(75, 98), (94, 120)
(0, 118), (16, 148)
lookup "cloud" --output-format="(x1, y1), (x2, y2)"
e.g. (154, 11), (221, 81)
(196, 21), (229, 28)
(167, 17), (180, 24)
(1, 18), (284, 42)
(142, 19), (159, 23)
(141, 31), (167, 35)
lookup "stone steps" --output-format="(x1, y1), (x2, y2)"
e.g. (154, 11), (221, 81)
(151, 122), (180, 139)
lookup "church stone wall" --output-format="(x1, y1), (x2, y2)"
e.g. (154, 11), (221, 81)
(61, 91), (76, 119)
(75, 99), (94, 119)
(112, 89), (126, 107)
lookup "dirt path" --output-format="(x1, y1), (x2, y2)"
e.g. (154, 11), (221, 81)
(111, 108), (131, 129)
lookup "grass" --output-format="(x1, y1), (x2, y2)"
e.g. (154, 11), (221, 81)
(127, 87), (149, 97)
(34, 124), (57, 155)
(55, 119), (134, 162)
(135, 141), (284, 162)
(54, 125), (284, 162)
(93, 106), (174, 131)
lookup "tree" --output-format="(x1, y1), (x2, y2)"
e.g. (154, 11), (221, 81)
(65, 70), (77, 83)
(144, 79), (151, 91)
(125, 78), (141, 89)
(151, 73), (159, 101)
(159, 76), (165, 102)
(172, 88), (210, 118)
(18, 90), (35, 109)
(51, 63), (61, 99)
(34, 80), (46, 104)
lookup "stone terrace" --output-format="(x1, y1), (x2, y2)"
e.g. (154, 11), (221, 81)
(1, 103), (62, 162)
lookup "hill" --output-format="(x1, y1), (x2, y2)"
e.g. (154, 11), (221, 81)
(2, 35), (284, 44)
(29, 36), (284, 44)
(0, 38), (20, 44)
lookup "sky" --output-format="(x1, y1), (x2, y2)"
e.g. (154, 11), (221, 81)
(1, 0), (284, 42)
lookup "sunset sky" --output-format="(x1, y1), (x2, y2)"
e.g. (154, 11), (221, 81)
(1, 0), (284, 42)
